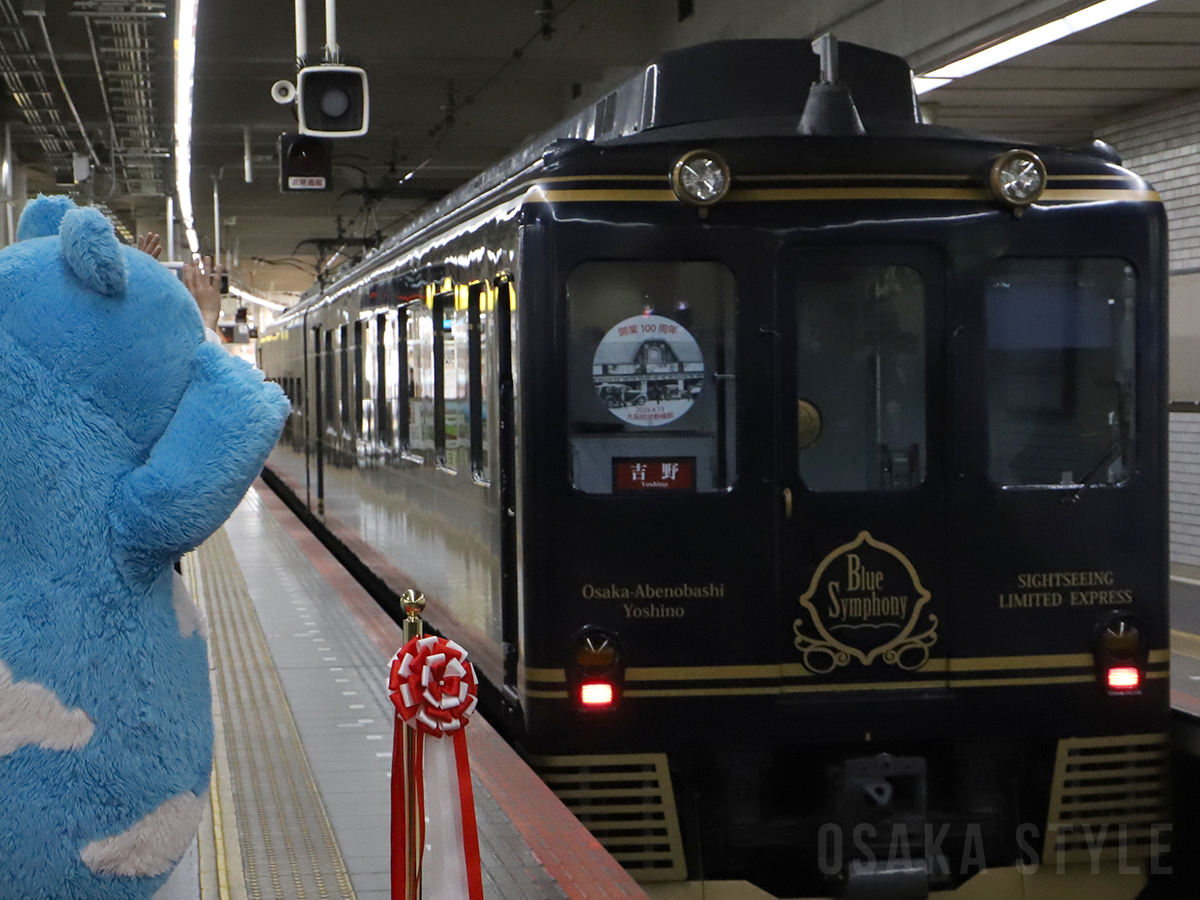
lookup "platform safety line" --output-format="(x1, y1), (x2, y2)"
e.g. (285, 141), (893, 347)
(183, 549), (250, 900)
(1170, 628), (1200, 661)
(240, 486), (360, 900)
(209, 529), (309, 900)
(202, 503), (359, 900)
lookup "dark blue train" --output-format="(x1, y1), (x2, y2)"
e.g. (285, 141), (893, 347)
(259, 37), (1170, 900)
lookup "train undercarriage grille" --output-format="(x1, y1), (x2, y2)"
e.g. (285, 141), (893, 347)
(1042, 732), (1170, 866)
(528, 753), (687, 881)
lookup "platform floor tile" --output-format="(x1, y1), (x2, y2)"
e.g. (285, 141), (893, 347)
(189, 485), (570, 900)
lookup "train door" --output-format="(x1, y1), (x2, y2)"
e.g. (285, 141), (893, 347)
(776, 247), (951, 695)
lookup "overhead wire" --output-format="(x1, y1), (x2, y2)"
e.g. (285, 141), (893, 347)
(394, 0), (588, 165)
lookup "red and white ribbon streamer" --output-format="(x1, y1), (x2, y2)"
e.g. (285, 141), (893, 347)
(389, 635), (483, 900)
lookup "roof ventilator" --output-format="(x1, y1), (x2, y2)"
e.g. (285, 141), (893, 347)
(798, 34), (866, 137)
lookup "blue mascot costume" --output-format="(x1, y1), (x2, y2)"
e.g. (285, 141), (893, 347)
(0, 196), (289, 900)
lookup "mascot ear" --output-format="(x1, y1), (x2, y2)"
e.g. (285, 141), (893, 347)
(59, 207), (126, 297)
(16, 194), (77, 241)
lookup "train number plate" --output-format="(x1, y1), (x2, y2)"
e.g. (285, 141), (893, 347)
(613, 458), (695, 491)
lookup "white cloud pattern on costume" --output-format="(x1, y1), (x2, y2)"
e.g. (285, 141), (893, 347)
(0, 658), (94, 756)
(172, 571), (207, 639)
(81, 790), (208, 877)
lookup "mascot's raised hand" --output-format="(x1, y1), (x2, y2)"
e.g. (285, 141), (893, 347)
(0, 196), (289, 900)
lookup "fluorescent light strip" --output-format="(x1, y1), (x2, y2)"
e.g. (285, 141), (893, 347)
(175, 0), (200, 256)
(916, 0), (1158, 94)
(230, 285), (288, 312)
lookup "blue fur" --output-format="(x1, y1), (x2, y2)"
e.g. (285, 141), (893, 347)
(15, 194), (75, 241)
(0, 198), (289, 900)
(59, 207), (127, 296)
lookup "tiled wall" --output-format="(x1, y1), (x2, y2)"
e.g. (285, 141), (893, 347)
(1098, 91), (1200, 275)
(1171, 412), (1200, 566)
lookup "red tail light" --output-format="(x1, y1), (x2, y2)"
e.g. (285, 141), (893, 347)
(571, 628), (623, 712)
(1107, 666), (1140, 691)
(580, 681), (615, 707)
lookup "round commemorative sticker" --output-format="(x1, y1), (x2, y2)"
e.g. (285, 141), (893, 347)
(591, 314), (705, 427)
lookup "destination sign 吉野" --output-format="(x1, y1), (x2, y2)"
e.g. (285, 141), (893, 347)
(614, 458), (695, 491)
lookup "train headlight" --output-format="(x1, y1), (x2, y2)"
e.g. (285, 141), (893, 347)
(989, 150), (1046, 209)
(570, 628), (624, 712)
(1099, 617), (1141, 659)
(672, 150), (731, 207)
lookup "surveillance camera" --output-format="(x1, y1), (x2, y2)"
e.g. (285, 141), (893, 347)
(271, 80), (297, 105)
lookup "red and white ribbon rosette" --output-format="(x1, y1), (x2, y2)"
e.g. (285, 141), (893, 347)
(389, 635), (483, 900)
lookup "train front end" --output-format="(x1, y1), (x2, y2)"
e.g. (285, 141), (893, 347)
(513, 40), (1171, 899)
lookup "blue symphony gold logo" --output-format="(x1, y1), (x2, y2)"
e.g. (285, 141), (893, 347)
(793, 531), (938, 674)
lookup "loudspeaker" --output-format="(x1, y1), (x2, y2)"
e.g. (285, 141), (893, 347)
(296, 65), (369, 138)
(271, 79), (297, 105)
(278, 133), (332, 192)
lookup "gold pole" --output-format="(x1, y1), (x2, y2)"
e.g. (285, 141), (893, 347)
(400, 590), (425, 900)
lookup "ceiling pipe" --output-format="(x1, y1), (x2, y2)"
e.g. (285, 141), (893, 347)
(166, 196), (175, 264)
(31, 13), (102, 170)
(3, 124), (12, 247)
(212, 176), (221, 268)
(324, 0), (340, 63)
(295, 0), (308, 67)
(243, 126), (253, 183)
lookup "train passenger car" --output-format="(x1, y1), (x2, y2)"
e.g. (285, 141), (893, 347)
(258, 38), (1170, 899)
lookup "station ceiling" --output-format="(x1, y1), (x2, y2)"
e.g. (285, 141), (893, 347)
(9, 0), (1200, 297)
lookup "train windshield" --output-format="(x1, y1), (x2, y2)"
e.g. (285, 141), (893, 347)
(795, 265), (926, 492)
(567, 261), (737, 494)
(985, 258), (1137, 487)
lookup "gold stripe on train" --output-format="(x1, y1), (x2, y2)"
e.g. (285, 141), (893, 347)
(614, 672), (1167, 699)
(529, 672), (1166, 700)
(526, 649), (1169, 686)
(530, 185), (1161, 204)
(1040, 188), (1160, 202)
(536, 173), (1142, 185)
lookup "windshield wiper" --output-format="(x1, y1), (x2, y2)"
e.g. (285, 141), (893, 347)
(1063, 438), (1126, 504)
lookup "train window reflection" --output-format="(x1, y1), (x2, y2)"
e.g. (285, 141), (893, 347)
(796, 265), (926, 492)
(408, 301), (435, 463)
(986, 259), (1136, 488)
(323, 329), (335, 435)
(339, 324), (350, 436)
(568, 261), (736, 494)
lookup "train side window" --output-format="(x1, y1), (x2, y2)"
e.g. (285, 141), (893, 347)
(339, 324), (351, 435)
(448, 291), (471, 474)
(433, 290), (460, 471)
(395, 307), (411, 454)
(985, 258), (1136, 487)
(468, 282), (490, 485)
(324, 329), (336, 435)
(408, 300), (435, 462)
(354, 319), (366, 444)
(795, 265), (926, 492)
(567, 261), (737, 494)
(376, 312), (393, 448)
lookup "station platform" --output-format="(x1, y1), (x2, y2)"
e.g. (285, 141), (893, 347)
(1169, 564), (1200, 719)
(164, 480), (651, 900)
(154, 480), (1200, 900)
